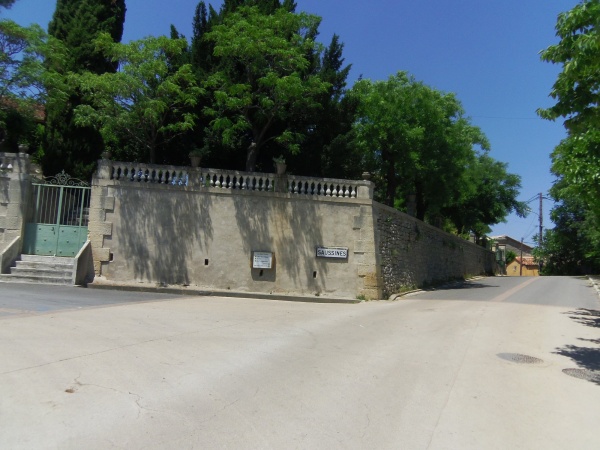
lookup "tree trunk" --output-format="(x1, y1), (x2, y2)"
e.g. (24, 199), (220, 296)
(246, 141), (258, 172)
(415, 181), (426, 221)
(382, 150), (396, 207)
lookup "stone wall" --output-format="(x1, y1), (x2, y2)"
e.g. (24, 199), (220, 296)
(90, 159), (380, 299)
(374, 203), (496, 298)
(0, 153), (30, 260)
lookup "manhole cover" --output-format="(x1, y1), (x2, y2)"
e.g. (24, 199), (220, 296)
(497, 353), (544, 364)
(562, 368), (600, 383)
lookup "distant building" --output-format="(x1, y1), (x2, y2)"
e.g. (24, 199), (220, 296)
(507, 256), (539, 277)
(491, 235), (533, 257)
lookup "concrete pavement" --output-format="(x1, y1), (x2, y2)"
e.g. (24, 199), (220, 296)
(1, 276), (599, 449)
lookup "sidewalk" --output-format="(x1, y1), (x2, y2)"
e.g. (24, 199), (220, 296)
(87, 277), (360, 304)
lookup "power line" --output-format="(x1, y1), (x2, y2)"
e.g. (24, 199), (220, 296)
(472, 115), (541, 120)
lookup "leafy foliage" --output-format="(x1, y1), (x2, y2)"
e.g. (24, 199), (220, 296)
(1, 0), (524, 244)
(538, 1), (600, 274)
(0, 19), (67, 152)
(74, 34), (203, 164)
(534, 189), (600, 275)
(350, 71), (523, 233)
(445, 154), (527, 238)
(43, 0), (127, 180)
(203, 6), (330, 171)
(505, 250), (517, 266)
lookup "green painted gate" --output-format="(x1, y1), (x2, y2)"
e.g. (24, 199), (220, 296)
(23, 171), (91, 257)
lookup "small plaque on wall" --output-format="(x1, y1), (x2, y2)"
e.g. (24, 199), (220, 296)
(316, 246), (349, 259)
(252, 251), (273, 269)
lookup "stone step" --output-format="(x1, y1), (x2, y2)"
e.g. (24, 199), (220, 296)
(1, 254), (76, 286)
(15, 260), (74, 271)
(9, 267), (72, 279)
(19, 254), (75, 264)
(0, 273), (73, 285)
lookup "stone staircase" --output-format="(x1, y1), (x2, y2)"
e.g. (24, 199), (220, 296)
(0, 255), (75, 285)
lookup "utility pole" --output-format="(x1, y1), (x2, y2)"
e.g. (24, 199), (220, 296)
(520, 237), (524, 277)
(539, 192), (543, 246)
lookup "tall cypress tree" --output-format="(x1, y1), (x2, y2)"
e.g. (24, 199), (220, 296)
(43, 0), (126, 179)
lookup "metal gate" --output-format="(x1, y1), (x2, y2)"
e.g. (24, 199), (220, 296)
(23, 171), (91, 257)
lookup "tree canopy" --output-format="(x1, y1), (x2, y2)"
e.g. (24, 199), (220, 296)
(350, 71), (523, 234)
(203, 5), (330, 171)
(74, 33), (203, 164)
(43, 0), (127, 179)
(0, 0), (525, 245)
(0, 19), (67, 152)
(537, 0), (600, 273)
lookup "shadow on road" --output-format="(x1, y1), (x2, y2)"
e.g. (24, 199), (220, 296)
(555, 309), (600, 386)
(424, 280), (500, 291)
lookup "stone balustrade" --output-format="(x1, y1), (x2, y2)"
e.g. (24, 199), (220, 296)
(99, 160), (373, 200)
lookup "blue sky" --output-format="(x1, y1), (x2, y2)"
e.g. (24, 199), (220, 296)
(5, 0), (575, 244)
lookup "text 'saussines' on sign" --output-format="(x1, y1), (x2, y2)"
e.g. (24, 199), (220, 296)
(316, 247), (348, 259)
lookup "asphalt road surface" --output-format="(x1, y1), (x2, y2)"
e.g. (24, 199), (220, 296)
(1, 276), (599, 449)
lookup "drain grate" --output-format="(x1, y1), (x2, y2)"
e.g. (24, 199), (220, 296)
(562, 368), (600, 383)
(497, 353), (544, 364)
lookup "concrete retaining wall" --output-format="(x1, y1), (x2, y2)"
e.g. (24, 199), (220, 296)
(90, 160), (380, 299)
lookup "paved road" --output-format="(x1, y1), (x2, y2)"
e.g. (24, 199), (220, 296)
(0, 283), (181, 317)
(1, 276), (599, 449)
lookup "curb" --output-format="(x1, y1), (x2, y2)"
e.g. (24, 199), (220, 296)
(388, 276), (489, 301)
(86, 282), (361, 305)
(588, 276), (600, 298)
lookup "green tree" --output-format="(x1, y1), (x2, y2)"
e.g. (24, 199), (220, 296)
(44, 0), (126, 179)
(0, 20), (44, 150)
(203, 6), (330, 171)
(444, 153), (527, 239)
(289, 34), (359, 179)
(0, 20), (67, 152)
(534, 190), (600, 275)
(537, 0), (600, 273)
(538, 0), (600, 214)
(48, 0), (126, 74)
(73, 34), (203, 164)
(505, 250), (517, 266)
(351, 72), (488, 223)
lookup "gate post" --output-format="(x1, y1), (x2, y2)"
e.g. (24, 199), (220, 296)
(89, 158), (114, 276)
(0, 152), (31, 254)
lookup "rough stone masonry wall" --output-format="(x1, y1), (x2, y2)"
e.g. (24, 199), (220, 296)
(374, 203), (496, 298)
